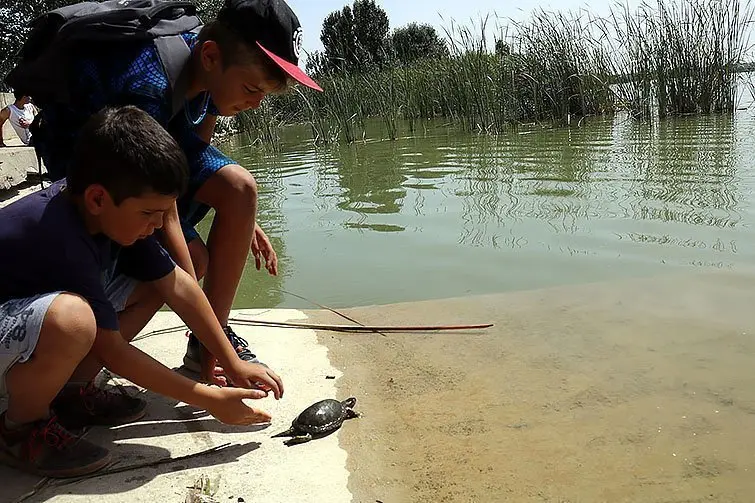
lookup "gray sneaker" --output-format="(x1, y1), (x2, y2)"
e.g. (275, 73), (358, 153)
(183, 326), (262, 374)
(0, 412), (111, 478)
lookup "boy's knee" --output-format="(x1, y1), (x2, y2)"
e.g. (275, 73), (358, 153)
(44, 293), (97, 351)
(219, 166), (258, 211)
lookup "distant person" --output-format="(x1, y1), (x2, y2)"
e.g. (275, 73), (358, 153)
(10, 0), (322, 382)
(0, 106), (282, 478)
(0, 91), (36, 147)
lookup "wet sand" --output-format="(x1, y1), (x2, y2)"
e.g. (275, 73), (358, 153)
(313, 270), (755, 502)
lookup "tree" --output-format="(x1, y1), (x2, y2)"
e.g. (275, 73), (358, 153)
(0, 0), (84, 90)
(319, 0), (390, 73)
(320, 6), (356, 73)
(0, 0), (225, 90)
(351, 0), (389, 69)
(390, 23), (448, 64)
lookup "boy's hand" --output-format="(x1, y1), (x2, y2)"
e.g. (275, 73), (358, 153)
(226, 360), (284, 399)
(200, 353), (228, 387)
(251, 224), (278, 276)
(207, 387), (272, 425)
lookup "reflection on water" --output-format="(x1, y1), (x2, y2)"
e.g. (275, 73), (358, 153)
(203, 109), (755, 308)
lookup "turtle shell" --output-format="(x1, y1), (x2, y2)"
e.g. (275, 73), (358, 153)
(292, 399), (347, 435)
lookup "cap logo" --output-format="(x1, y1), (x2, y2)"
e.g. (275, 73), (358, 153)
(292, 27), (303, 60)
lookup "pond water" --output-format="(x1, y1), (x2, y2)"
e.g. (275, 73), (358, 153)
(199, 110), (755, 309)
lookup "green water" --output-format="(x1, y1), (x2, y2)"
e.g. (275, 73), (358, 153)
(198, 112), (755, 309)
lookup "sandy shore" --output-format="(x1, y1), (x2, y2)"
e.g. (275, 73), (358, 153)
(314, 270), (755, 502)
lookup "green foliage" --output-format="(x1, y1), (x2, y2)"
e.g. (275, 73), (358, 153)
(390, 23), (448, 64)
(351, 0), (390, 68)
(320, 6), (356, 72)
(319, 0), (390, 73)
(0, 0), (224, 91)
(193, 0), (224, 20)
(0, 0), (82, 90)
(241, 0), (754, 145)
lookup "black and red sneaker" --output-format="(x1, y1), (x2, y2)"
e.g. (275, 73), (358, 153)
(0, 412), (111, 478)
(51, 381), (147, 430)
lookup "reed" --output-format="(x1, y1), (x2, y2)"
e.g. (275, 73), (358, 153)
(602, 0), (752, 117)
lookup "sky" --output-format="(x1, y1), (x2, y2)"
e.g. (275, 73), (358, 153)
(285, 0), (621, 57)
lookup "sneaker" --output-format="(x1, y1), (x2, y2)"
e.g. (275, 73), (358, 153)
(51, 381), (147, 430)
(0, 412), (111, 478)
(183, 325), (261, 374)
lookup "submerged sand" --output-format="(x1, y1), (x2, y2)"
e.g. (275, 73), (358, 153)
(315, 270), (755, 502)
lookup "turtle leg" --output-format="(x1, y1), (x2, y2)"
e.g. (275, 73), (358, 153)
(284, 433), (313, 446)
(345, 409), (360, 420)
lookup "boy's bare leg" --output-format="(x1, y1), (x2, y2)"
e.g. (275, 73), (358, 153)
(68, 281), (164, 383)
(5, 293), (96, 424)
(193, 164), (257, 326)
(188, 238), (209, 281)
(49, 282), (164, 429)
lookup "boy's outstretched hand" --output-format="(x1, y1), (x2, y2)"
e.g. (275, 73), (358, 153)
(207, 387), (272, 425)
(226, 361), (284, 399)
(201, 356), (284, 400)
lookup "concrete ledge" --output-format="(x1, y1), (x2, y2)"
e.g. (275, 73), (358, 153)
(3, 308), (353, 503)
(0, 147), (36, 190)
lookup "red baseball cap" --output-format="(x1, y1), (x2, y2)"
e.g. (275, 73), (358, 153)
(218, 0), (323, 92)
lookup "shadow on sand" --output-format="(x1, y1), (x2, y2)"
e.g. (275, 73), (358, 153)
(4, 371), (272, 503)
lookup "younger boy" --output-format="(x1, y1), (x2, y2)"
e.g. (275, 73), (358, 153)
(23, 0), (323, 380)
(0, 106), (283, 478)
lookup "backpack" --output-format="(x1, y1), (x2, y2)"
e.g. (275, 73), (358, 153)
(5, 0), (202, 118)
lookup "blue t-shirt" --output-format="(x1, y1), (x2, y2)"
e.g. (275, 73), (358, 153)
(0, 181), (175, 330)
(36, 33), (234, 233)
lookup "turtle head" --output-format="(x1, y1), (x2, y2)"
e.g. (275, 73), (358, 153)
(341, 397), (357, 409)
(342, 397), (359, 419)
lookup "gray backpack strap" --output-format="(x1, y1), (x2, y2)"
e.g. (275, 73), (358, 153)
(154, 33), (194, 120)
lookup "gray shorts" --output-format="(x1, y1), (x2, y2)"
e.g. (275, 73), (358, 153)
(0, 275), (138, 395)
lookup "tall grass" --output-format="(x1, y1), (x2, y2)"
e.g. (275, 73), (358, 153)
(603, 0), (752, 118)
(511, 10), (614, 124)
(234, 0), (753, 145)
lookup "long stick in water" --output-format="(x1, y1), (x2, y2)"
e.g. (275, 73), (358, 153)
(227, 317), (493, 333)
(277, 288), (388, 336)
(277, 288), (366, 326)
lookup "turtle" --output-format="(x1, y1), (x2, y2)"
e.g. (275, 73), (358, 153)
(273, 397), (359, 446)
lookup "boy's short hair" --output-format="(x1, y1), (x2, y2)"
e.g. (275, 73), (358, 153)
(198, 20), (293, 92)
(13, 90), (25, 101)
(67, 106), (188, 204)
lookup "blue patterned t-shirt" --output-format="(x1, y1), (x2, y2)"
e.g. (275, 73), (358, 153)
(36, 32), (233, 234)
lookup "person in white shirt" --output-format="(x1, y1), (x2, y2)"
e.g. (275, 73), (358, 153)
(0, 91), (37, 147)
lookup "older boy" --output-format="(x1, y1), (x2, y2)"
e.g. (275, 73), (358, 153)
(0, 106), (282, 478)
(22, 0), (322, 379)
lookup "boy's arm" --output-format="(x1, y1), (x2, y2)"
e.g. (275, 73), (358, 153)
(158, 202), (196, 279)
(92, 328), (272, 425)
(196, 114), (217, 144)
(0, 107), (9, 146)
(153, 267), (284, 397)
